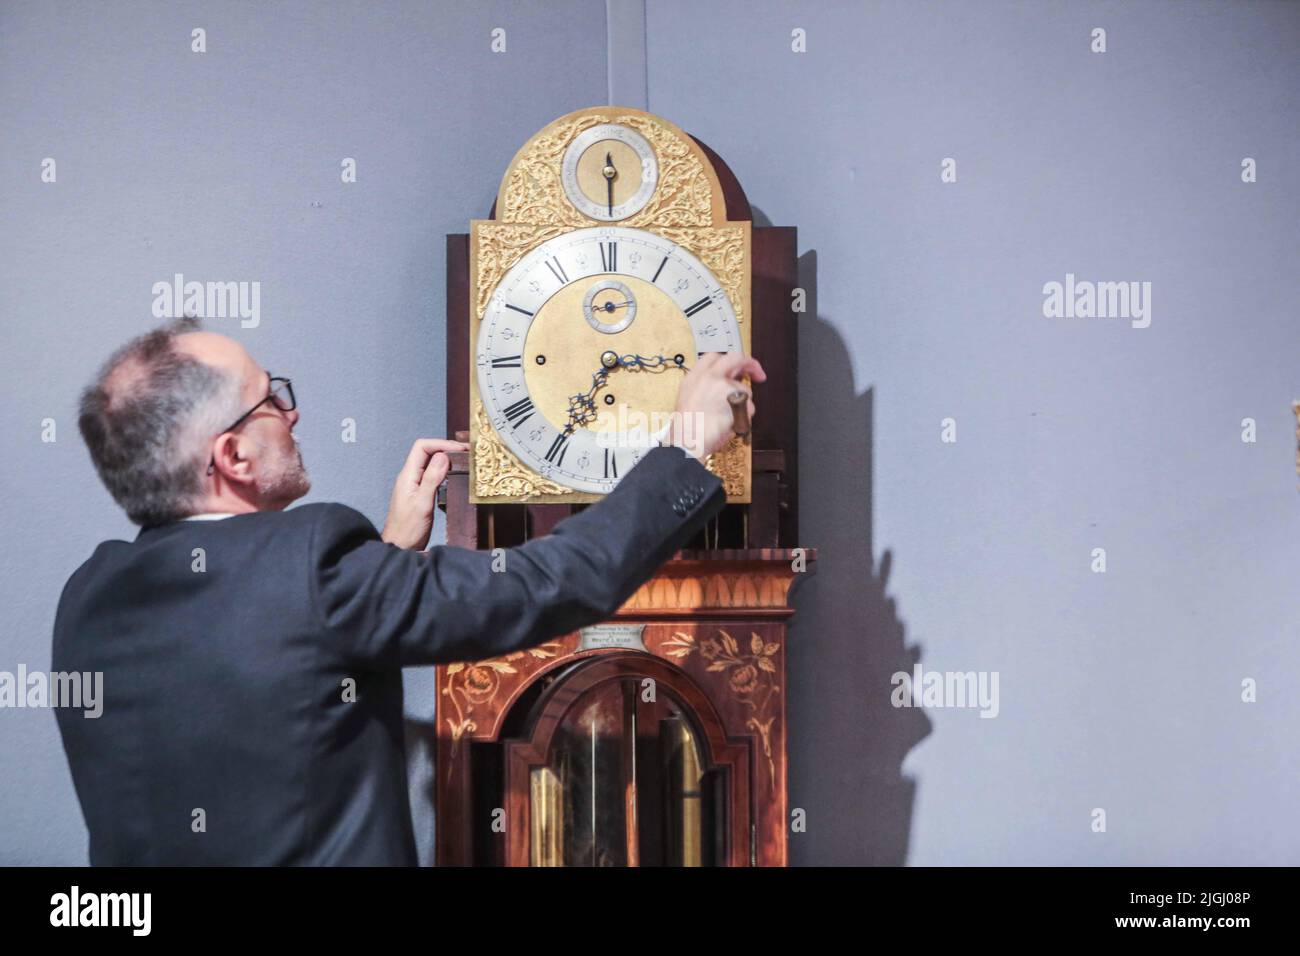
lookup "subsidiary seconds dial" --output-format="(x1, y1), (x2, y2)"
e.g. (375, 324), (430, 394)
(476, 226), (742, 494)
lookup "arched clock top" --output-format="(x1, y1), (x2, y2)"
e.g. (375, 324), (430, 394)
(491, 106), (742, 229)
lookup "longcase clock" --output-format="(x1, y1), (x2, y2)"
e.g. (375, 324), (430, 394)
(437, 107), (812, 866)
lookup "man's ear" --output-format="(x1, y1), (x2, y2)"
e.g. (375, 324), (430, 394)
(211, 432), (256, 486)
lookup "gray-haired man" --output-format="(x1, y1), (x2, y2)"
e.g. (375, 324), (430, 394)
(54, 318), (762, 864)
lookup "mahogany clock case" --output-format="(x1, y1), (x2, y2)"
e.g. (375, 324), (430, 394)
(435, 108), (812, 867)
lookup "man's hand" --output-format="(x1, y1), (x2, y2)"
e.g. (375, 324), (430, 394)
(382, 438), (467, 550)
(666, 352), (766, 461)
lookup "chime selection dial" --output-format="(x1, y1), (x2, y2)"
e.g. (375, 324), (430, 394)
(560, 124), (659, 221)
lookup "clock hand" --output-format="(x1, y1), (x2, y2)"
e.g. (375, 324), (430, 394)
(603, 151), (616, 216)
(613, 352), (688, 372)
(562, 366), (612, 434)
(561, 353), (689, 435)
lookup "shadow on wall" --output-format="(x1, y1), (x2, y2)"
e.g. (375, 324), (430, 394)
(784, 245), (931, 866)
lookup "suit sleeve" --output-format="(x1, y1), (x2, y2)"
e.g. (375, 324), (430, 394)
(309, 445), (726, 668)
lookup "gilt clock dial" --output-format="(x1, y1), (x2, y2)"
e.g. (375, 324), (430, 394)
(476, 226), (741, 494)
(470, 106), (752, 504)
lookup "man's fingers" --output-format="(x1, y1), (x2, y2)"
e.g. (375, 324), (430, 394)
(400, 444), (429, 488)
(402, 439), (468, 486)
(412, 438), (470, 456)
(418, 451), (450, 500)
(694, 351), (724, 370)
(715, 353), (766, 384)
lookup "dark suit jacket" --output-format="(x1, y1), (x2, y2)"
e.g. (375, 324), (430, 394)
(52, 445), (725, 865)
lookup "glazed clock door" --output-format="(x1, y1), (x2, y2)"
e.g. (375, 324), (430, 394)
(528, 677), (720, 866)
(503, 652), (754, 867)
(475, 226), (743, 494)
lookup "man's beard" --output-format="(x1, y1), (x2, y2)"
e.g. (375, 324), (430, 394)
(256, 436), (311, 507)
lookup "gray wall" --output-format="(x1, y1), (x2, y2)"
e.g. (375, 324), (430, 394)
(2, 0), (1297, 865)
(644, 0), (1300, 865)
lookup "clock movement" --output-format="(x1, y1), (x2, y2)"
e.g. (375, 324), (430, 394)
(437, 106), (812, 866)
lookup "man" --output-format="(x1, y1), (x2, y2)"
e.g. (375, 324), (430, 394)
(52, 318), (763, 865)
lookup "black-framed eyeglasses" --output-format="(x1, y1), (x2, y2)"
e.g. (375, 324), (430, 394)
(207, 375), (296, 475)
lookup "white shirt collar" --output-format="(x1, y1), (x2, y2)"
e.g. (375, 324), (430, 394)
(183, 513), (236, 521)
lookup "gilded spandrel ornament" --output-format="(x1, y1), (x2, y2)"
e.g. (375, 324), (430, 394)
(473, 223), (569, 321)
(706, 434), (748, 499)
(657, 225), (748, 327)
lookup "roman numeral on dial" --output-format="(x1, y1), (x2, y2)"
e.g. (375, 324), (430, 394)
(545, 257), (568, 285)
(502, 396), (535, 428)
(684, 296), (712, 317)
(604, 448), (618, 479)
(490, 355), (521, 368)
(545, 432), (570, 467)
(599, 241), (617, 273)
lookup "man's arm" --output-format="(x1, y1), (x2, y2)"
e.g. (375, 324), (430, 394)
(309, 445), (724, 668)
